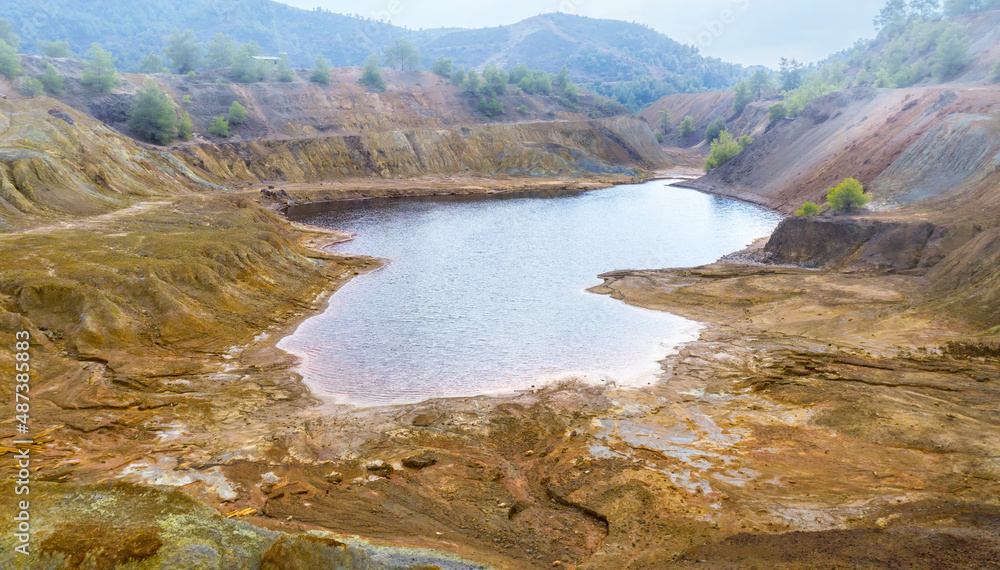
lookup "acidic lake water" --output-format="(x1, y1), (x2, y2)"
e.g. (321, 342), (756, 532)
(280, 180), (782, 406)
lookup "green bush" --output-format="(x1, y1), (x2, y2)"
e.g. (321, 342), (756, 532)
(139, 53), (166, 73)
(17, 76), (43, 97)
(275, 54), (295, 82)
(40, 41), (72, 58)
(656, 133), (664, 143)
(705, 117), (726, 144)
(310, 55), (331, 84)
(768, 102), (788, 122)
(705, 131), (751, 170)
(128, 80), (178, 144)
(450, 66), (466, 86)
(186, 70), (197, 80)
(795, 202), (821, 216)
(992, 59), (1000, 83)
(40, 63), (64, 95)
(517, 104), (528, 114)
(0, 38), (21, 79)
(478, 95), (505, 117)
(678, 115), (695, 137)
(825, 178), (871, 213)
(431, 56), (453, 77)
(82, 44), (119, 93)
(177, 111), (193, 141)
(208, 116), (229, 137)
(182, 94), (192, 104)
(228, 100), (248, 125)
(165, 29), (202, 74)
(359, 55), (385, 90)
(230, 42), (265, 83)
(933, 25), (970, 79)
(731, 81), (753, 115)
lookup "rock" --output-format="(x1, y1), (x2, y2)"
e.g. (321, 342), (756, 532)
(260, 472), (281, 494)
(364, 460), (394, 478)
(401, 452), (437, 470)
(324, 471), (343, 484)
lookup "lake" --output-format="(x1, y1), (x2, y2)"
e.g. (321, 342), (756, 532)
(280, 180), (782, 406)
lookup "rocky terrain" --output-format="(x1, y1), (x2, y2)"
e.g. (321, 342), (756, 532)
(1, 23), (1000, 568)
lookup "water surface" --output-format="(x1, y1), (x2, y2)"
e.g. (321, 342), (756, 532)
(280, 180), (782, 406)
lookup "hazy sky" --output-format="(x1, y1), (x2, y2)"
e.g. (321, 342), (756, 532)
(273, 0), (886, 67)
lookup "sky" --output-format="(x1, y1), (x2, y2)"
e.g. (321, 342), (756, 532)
(272, 0), (887, 68)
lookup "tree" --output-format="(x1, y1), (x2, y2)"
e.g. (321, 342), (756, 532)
(874, 0), (908, 34)
(705, 117), (727, 143)
(17, 77), (43, 97)
(909, 0), (941, 18)
(177, 111), (193, 141)
(563, 81), (579, 102)
(228, 100), (248, 125)
(40, 62), (64, 95)
(705, 131), (751, 170)
(309, 54), (331, 84)
(139, 53), (166, 73)
(431, 56), (453, 77)
(768, 102), (788, 122)
(208, 116), (229, 137)
(0, 18), (18, 50)
(230, 42), (264, 83)
(779, 58), (804, 91)
(275, 54), (295, 82)
(128, 80), (178, 144)
(555, 65), (571, 87)
(657, 108), (673, 134)
(462, 70), (483, 96)
(450, 65), (467, 86)
(82, 44), (118, 93)
(944, 0), (1000, 16)
(748, 69), (775, 98)
(478, 95), (505, 117)
(40, 41), (72, 57)
(826, 178), (871, 213)
(0, 39), (20, 80)
(359, 54), (386, 90)
(991, 59), (1000, 82)
(205, 33), (236, 69)
(164, 29), (202, 74)
(383, 39), (420, 71)
(678, 115), (695, 137)
(732, 81), (754, 114)
(795, 202), (822, 216)
(482, 64), (508, 97)
(933, 26), (970, 79)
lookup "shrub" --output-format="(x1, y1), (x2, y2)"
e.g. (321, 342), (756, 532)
(932, 25), (970, 79)
(431, 56), (453, 77)
(656, 133), (664, 143)
(40, 40), (72, 58)
(359, 55), (385, 90)
(705, 117), (726, 144)
(826, 178), (871, 213)
(128, 80), (178, 144)
(40, 63), (64, 95)
(165, 29), (202, 74)
(0, 38), (21, 79)
(450, 66), (466, 86)
(990, 59), (1000, 83)
(731, 81), (753, 115)
(139, 53), (166, 74)
(208, 115), (229, 137)
(768, 102), (788, 122)
(275, 54), (295, 82)
(228, 100), (247, 125)
(17, 77), (43, 97)
(478, 95), (504, 117)
(230, 42), (265, 83)
(82, 44), (118, 92)
(795, 202), (821, 216)
(177, 111), (193, 141)
(705, 131), (750, 170)
(186, 70), (197, 80)
(517, 104), (528, 114)
(678, 115), (695, 137)
(181, 94), (192, 104)
(310, 55), (331, 84)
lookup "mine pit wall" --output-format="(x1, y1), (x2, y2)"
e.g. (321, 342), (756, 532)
(173, 117), (666, 183)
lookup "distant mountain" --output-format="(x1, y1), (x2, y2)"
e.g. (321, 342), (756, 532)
(0, 1), (746, 110)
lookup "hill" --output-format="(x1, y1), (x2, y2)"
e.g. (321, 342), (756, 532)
(0, 2), (745, 111)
